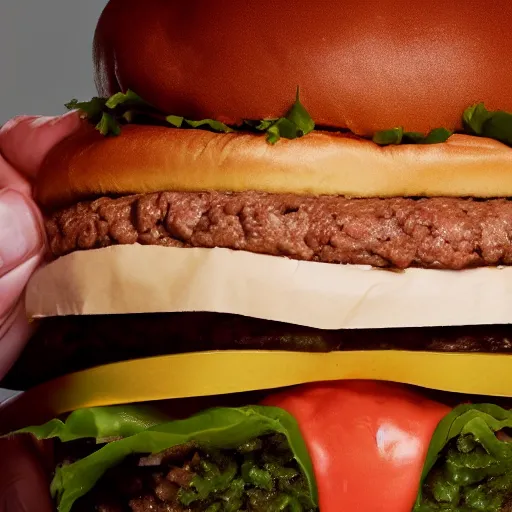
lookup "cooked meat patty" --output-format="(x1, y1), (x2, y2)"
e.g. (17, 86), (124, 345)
(4, 312), (512, 390)
(46, 191), (512, 269)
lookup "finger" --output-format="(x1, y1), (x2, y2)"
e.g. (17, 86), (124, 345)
(0, 436), (53, 512)
(0, 189), (45, 381)
(0, 154), (31, 196)
(0, 298), (38, 382)
(0, 188), (45, 283)
(0, 110), (81, 180)
(0, 254), (43, 322)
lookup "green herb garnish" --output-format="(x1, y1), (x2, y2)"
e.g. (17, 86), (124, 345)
(374, 104), (512, 148)
(66, 89), (512, 149)
(65, 97), (106, 119)
(464, 103), (512, 147)
(244, 87), (315, 144)
(66, 87), (313, 143)
(65, 91), (153, 136)
(104, 90), (149, 110)
(166, 114), (234, 133)
(373, 126), (453, 146)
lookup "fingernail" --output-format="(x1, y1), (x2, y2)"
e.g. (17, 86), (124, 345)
(0, 189), (43, 276)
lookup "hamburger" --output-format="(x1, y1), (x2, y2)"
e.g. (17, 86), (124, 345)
(5, 0), (512, 386)
(3, 1), (512, 511)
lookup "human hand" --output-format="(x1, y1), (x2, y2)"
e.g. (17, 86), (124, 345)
(0, 112), (81, 381)
(0, 112), (81, 512)
(0, 436), (54, 512)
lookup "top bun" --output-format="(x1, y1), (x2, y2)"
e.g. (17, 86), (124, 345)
(93, 0), (512, 137)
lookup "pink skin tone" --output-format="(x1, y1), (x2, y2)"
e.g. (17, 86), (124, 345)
(0, 111), (81, 512)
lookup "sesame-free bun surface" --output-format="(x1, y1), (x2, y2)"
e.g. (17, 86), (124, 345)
(93, 0), (512, 137)
(36, 124), (512, 209)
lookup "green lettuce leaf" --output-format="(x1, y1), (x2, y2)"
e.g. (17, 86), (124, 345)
(16, 405), (317, 512)
(373, 126), (452, 146)
(10, 404), (168, 443)
(414, 404), (512, 512)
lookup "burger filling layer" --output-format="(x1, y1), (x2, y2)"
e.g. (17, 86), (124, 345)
(5, 313), (512, 389)
(60, 435), (315, 512)
(47, 191), (512, 270)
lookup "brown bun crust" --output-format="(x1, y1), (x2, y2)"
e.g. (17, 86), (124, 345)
(36, 124), (512, 209)
(93, 0), (512, 137)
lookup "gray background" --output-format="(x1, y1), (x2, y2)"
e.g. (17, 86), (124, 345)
(0, 0), (108, 125)
(0, 0), (107, 399)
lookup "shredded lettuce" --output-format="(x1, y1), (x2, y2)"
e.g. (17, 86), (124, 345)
(12, 405), (317, 512)
(414, 404), (512, 512)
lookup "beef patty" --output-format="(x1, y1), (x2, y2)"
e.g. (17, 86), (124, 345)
(46, 191), (512, 269)
(4, 312), (512, 390)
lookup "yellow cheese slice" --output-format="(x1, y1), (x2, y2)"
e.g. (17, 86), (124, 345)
(2, 350), (512, 431)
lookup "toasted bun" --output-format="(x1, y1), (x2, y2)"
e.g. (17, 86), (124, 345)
(36, 124), (512, 209)
(93, 0), (512, 137)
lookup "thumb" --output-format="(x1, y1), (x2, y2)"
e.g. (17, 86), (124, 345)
(0, 111), (82, 180)
(0, 189), (45, 316)
(0, 436), (53, 512)
(0, 188), (45, 381)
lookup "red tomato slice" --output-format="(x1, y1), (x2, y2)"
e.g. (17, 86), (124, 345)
(263, 380), (450, 512)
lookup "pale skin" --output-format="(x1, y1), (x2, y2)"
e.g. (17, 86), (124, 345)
(0, 112), (81, 512)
